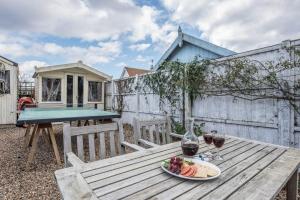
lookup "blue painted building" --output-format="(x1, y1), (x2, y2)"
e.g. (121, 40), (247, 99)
(155, 27), (236, 69)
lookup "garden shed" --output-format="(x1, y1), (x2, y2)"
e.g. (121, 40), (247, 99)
(33, 61), (112, 109)
(0, 55), (18, 124)
(155, 26), (236, 69)
(120, 66), (151, 78)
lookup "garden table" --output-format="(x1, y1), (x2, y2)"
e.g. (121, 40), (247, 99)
(55, 136), (300, 200)
(17, 107), (120, 169)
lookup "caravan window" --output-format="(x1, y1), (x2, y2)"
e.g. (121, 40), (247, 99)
(42, 77), (61, 101)
(88, 81), (102, 102)
(0, 70), (10, 94)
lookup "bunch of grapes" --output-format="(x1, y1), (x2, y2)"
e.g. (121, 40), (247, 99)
(169, 156), (183, 174)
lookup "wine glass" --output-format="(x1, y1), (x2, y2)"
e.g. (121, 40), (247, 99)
(212, 130), (225, 160)
(203, 132), (213, 157)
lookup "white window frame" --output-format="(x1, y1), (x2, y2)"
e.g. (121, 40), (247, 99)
(40, 76), (63, 103)
(87, 80), (103, 103)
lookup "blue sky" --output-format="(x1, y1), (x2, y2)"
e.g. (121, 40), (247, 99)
(0, 0), (299, 79)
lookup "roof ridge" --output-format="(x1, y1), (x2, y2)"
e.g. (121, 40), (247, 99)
(182, 32), (236, 54)
(0, 55), (18, 66)
(125, 66), (150, 71)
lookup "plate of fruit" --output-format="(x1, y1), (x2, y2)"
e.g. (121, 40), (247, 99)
(161, 156), (221, 180)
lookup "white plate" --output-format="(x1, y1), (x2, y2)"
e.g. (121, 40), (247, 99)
(161, 158), (221, 181)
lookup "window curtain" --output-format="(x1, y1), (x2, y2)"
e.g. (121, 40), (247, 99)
(42, 78), (61, 101)
(0, 70), (10, 94)
(4, 70), (10, 93)
(88, 81), (102, 102)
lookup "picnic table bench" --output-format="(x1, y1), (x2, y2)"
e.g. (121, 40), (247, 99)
(55, 136), (300, 200)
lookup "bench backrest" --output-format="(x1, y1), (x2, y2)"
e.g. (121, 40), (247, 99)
(63, 121), (125, 164)
(133, 116), (172, 145)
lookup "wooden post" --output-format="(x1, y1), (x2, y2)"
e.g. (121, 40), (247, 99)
(286, 170), (298, 200)
(26, 127), (41, 169)
(117, 119), (125, 154)
(111, 80), (115, 112)
(28, 124), (38, 147)
(48, 125), (62, 165)
(135, 75), (140, 118)
(24, 123), (32, 146)
(278, 99), (293, 147)
(133, 117), (141, 145)
(63, 123), (72, 167)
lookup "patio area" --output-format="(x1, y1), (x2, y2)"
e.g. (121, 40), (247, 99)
(0, 125), (298, 200)
(0, 124), (135, 199)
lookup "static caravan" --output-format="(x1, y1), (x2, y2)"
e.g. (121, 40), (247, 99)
(33, 61), (112, 109)
(0, 55), (18, 124)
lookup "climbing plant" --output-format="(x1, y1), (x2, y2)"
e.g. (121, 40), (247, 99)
(141, 48), (300, 123)
(114, 77), (135, 114)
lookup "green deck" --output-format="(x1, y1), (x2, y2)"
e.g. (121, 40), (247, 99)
(17, 107), (120, 125)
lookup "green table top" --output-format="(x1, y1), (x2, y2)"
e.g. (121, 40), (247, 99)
(17, 107), (120, 125)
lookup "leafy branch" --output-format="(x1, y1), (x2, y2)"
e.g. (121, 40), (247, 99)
(141, 48), (300, 120)
(114, 78), (135, 114)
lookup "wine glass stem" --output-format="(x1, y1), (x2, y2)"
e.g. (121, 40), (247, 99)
(217, 148), (222, 159)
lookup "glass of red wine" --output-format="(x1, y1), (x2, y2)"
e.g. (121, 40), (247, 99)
(212, 131), (225, 160)
(203, 132), (213, 157)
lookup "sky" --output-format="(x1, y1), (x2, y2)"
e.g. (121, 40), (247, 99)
(0, 0), (299, 79)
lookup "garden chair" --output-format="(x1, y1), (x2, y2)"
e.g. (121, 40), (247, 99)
(133, 116), (183, 148)
(63, 119), (145, 167)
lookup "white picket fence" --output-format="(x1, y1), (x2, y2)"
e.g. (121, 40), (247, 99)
(105, 40), (300, 148)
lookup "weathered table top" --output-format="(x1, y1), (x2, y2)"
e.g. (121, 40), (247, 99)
(55, 136), (300, 200)
(17, 107), (120, 125)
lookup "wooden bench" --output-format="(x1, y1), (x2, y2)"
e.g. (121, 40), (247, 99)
(63, 120), (145, 167)
(133, 116), (183, 148)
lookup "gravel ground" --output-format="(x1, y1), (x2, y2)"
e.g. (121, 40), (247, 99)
(0, 124), (298, 199)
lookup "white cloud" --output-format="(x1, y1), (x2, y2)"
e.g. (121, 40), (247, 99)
(0, 0), (173, 44)
(0, 33), (122, 67)
(19, 60), (48, 81)
(162, 0), (300, 51)
(129, 43), (151, 51)
(44, 43), (64, 54)
(136, 55), (147, 62)
(116, 62), (127, 67)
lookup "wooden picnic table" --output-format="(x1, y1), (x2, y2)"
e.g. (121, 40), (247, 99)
(55, 136), (300, 200)
(18, 107), (120, 169)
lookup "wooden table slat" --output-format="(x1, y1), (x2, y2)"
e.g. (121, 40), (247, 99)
(82, 137), (235, 172)
(96, 142), (263, 199)
(227, 149), (300, 200)
(147, 144), (269, 200)
(84, 138), (237, 179)
(90, 140), (254, 192)
(85, 139), (239, 183)
(177, 148), (286, 200)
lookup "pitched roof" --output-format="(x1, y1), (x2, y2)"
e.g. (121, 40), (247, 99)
(122, 67), (151, 77)
(155, 27), (236, 69)
(0, 55), (18, 67)
(32, 61), (112, 80)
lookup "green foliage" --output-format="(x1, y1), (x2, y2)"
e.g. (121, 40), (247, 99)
(193, 123), (205, 136)
(114, 78), (135, 114)
(142, 49), (300, 115)
(142, 60), (185, 109)
(172, 121), (205, 137)
(172, 121), (186, 135)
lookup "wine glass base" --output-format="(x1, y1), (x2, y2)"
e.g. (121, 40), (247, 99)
(197, 153), (212, 161)
(214, 155), (223, 160)
(204, 151), (213, 156)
